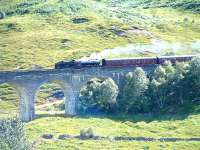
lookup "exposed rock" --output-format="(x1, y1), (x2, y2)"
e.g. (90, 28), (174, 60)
(17, 2), (35, 7)
(58, 134), (73, 140)
(127, 27), (154, 38)
(80, 128), (94, 139)
(108, 136), (115, 141)
(113, 30), (126, 37)
(159, 138), (183, 142)
(0, 11), (5, 19)
(72, 18), (89, 24)
(42, 134), (53, 139)
(61, 39), (71, 47)
(110, 26), (127, 37)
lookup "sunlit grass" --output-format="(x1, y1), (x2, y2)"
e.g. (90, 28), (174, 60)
(0, 1), (200, 149)
(26, 114), (200, 149)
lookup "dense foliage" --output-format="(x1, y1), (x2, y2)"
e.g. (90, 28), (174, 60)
(80, 78), (119, 112)
(120, 67), (149, 113)
(0, 117), (31, 150)
(80, 57), (200, 114)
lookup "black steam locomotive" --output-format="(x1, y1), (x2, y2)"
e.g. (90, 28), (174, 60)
(55, 59), (106, 69)
(55, 55), (195, 69)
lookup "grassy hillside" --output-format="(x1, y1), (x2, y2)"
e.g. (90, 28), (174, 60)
(0, 0), (200, 70)
(26, 114), (200, 149)
(0, 0), (200, 123)
(0, 1), (200, 149)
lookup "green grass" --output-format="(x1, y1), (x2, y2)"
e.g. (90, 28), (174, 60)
(26, 114), (200, 149)
(0, 1), (200, 149)
(0, 0), (199, 70)
(35, 140), (200, 150)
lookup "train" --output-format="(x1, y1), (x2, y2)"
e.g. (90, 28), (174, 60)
(54, 55), (195, 69)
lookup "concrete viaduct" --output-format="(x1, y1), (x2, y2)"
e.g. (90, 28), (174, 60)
(0, 66), (155, 122)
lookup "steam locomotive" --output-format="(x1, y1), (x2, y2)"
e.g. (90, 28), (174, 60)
(54, 55), (195, 69)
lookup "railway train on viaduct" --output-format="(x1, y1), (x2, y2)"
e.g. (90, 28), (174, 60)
(55, 55), (195, 69)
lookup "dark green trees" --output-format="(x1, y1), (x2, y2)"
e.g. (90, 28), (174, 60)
(79, 57), (200, 114)
(120, 67), (149, 113)
(80, 78), (119, 112)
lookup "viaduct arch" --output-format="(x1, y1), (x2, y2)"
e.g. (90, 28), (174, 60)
(0, 66), (155, 122)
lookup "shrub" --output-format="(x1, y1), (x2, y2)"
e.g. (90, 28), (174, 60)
(147, 62), (175, 112)
(147, 61), (193, 113)
(80, 78), (119, 112)
(120, 67), (149, 113)
(0, 117), (31, 150)
(0, 141), (9, 150)
(184, 57), (200, 104)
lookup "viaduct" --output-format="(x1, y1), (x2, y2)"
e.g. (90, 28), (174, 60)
(0, 66), (155, 122)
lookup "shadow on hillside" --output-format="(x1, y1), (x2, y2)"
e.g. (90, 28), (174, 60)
(73, 114), (191, 123)
(35, 113), (65, 119)
(33, 111), (199, 123)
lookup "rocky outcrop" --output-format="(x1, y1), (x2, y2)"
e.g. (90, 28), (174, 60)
(42, 134), (53, 139)
(72, 18), (89, 24)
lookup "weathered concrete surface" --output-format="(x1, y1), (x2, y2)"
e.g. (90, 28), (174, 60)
(0, 65), (156, 122)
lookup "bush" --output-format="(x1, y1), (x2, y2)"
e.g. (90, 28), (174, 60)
(0, 117), (31, 150)
(0, 141), (9, 150)
(184, 57), (200, 104)
(120, 60), (200, 114)
(80, 78), (119, 112)
(147, 62), (177, 113)
(121, 67), (149, 113)
(82, 58), (200, 115)
(147, 60), (196, 114)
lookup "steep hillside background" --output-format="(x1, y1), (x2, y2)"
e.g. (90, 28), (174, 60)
(0, 1), (200, 149)
(0, 0), (200, 117)
(0, 0), (200, 70)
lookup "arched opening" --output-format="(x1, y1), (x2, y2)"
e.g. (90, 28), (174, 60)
(0, 83), (20, 119)
(35, 81), (66, 118)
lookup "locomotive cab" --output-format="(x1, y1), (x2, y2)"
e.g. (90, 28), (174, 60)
(55, 60), (76, 69)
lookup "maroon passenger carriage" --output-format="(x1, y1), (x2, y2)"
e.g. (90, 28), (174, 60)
(104, 57), (158, 67)
(158, 55), (195, 65)
(103, 55), (195, 68)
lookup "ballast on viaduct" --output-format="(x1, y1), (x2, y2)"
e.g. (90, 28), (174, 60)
(0, 66), (154, 122)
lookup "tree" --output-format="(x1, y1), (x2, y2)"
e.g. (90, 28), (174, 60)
(121, 67), (149, 113)
(184, 57), (200, 104)
(80, 78), (119, 112)
(148, 65), (167, 111)
(148, 62), (176, 113)
(167, 62), (189, 106)
(0, 117), (31, 150)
